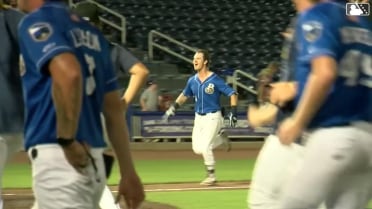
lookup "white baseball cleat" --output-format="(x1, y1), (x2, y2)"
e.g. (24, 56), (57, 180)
(200, 176), (217, 186)
(219, 130), (231, 152)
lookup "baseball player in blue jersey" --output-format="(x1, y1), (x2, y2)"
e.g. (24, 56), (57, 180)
(17, 0), (144, 208)
(0, 2), (24, 209)
(275, 0), (372, 208)
(164, 49), (238, 186)
(72, 2), (149, 209)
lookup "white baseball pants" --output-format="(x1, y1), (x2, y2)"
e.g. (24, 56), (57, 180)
(28, 144), (106, 209)
(277, 122), (372, 209)
(192, 111), (224, 166)
(248, 134), (305, 209)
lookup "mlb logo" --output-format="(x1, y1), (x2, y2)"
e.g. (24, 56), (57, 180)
(346, 3), (370, 16)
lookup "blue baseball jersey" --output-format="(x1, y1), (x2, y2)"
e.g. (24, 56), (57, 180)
(294, 2), (372, 129)
(183, 73), (235, 114)
(18, 2), (119, 149)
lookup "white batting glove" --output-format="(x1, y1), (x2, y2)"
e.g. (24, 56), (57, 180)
(162, 103), (178, 122)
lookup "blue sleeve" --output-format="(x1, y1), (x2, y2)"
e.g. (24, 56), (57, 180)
(102, 39), (119, 93)
(297, 11), (339, 62)
(216, 77), (236, 96)
(182, 77), (194, 97)
(18, 14), (74, 73)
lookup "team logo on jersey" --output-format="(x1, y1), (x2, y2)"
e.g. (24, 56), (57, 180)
(19, 55), (26, 76)
(28, 22), (53, 42)
(205, 83), (215, 94)
(302, 21), (323, 42)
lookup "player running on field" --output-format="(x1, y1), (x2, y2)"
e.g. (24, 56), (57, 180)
(276, 0), (372, 208)
(17, 0), (145, 208)
(163, 49), (238, 186)
(247, 16), (326, 209)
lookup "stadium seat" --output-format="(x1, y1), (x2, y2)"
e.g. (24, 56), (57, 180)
(93, 0), (295, 77)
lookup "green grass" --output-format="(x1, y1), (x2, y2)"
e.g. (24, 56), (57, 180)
(147, 189), (248, 209)
(3, 159), (255, 188)
(5, 159), (372, 209)
(108, 159), (255, 185)
(3, 164), (32, 188)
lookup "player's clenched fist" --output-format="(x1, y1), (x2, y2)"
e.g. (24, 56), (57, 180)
(277, 117), (303, 145)
(58, 138), (90, 175)
(269, 82), (297, 107)
(116, 170), (145, 209)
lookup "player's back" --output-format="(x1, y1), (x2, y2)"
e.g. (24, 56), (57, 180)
(18, 2), (117, 149)
(295, 2), (372, 128)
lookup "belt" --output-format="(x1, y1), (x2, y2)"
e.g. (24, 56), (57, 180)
(196, 110), (218, 116)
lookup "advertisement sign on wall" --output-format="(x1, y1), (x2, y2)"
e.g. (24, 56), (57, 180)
(137, 112), (273, 138)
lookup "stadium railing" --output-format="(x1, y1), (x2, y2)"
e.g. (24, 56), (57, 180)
(231, 69), (258, 95)
(148, 30), (196, 64)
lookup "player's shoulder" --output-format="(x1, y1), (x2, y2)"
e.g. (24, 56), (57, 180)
(18, 10), (55, 44)
(298, 2), (343, 40)
(210, 73), (224, 82)
(187, 74), (197, 82)
(18, 4), (64, 34)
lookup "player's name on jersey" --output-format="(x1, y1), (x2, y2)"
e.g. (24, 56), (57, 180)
(70, 28), (101, 51)
(340, 27), (372, 45)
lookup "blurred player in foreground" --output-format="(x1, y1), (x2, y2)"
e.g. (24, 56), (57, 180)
(163, 49), (238, 186)
(276, 0), (372, 208)
(17, 0), (144, 208)
(0, 1), (24, 208)
(72, 2), (149, 208)
(247, 17), (312, 209)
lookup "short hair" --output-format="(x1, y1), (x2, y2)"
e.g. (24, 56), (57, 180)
(196, 49), (211, 67)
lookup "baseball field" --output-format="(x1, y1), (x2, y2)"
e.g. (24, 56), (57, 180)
(3, 142), (372, 209)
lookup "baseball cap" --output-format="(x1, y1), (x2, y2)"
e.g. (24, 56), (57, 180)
(72, 1), (100, 24)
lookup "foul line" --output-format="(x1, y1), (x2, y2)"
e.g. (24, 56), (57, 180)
(137, 185), (248, 192)
(3, 185), (249, 196)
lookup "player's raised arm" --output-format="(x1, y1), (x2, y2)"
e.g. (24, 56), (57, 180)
(102, 90), (145, 208)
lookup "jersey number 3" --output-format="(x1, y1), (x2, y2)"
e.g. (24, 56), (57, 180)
(339, 50), (372, 88)
(84, 54), (96, 95)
